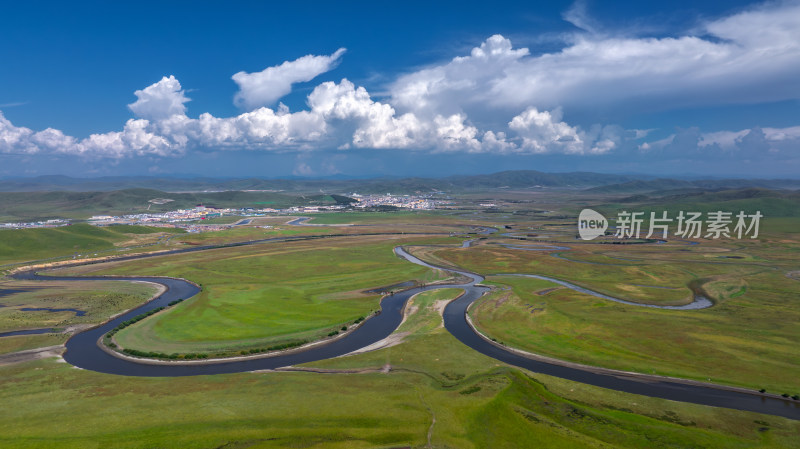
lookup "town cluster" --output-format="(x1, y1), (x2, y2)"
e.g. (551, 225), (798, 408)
(0, 193), (441, 231)
(0, 218), (70, 230)
(349, 193), (440, 210)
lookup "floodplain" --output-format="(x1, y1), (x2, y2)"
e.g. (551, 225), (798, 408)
(0, 186), (798, 448)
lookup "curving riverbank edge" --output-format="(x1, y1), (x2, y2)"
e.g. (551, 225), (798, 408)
(5, 233), (799, 420)
(462, 298), (790, 403)
(94, 312), (376, 366)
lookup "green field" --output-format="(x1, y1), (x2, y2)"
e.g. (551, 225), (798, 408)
(0, 224), (185, 266)
(455, 242), (768, 305)
(0, 333), (65, 355)
(187, 215), (246, 224)
(298, 211), (445, 225)
(1, 189), (798, 447)
(58, 235), (460, 356)
(421, 220), (800, 394)
(0, 280), (159, 333)
(595, 187), (800, 219)
(0, 279), (159, 354)
(1, 287), (798, 448)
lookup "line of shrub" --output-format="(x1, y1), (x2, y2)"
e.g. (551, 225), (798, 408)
(105, 306), (165, 340)
(107, 304), (370, 361)
(122, 348), (208, 360)
(238, 340), (309, 355)
(105, 298), (186, 340)
(103, 298), (189, 357)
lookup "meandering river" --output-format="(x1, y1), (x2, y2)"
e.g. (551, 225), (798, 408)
(8, 233), (798, 419)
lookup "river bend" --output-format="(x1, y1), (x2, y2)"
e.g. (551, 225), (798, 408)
(8, 234), (798, 419)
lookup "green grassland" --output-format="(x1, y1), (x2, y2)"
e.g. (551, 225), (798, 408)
(469, 274), (799, 394)
(188, 215), (246, 224)
(58, 235), (461, 355)
(0, 189), (798, 446)
(164, 223), (325, 245)
(430, 242), (723, 305)
(298, 210), (448, 225)
(0, 216), (413, 269)
(601, 188), (800, 218)
(0, 280), (159, 332)
(1, 287), (798, 448)
(137, 214), (473, 248)
(0, 202), (495, 269)
(0, 280), (159, 354)
(0, 223), (185, 266)
(0, 333), (65, 355)
(425, 221), (800, 393)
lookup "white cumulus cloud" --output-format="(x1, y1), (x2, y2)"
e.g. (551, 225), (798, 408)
(233, 48), (346, 111)
(0, 111), (184, 158)
(509, 107), (584, 154)
(389, 2), (800, 115)
(507, 107), (619, 155)
(4, 1), (800, 163)
(128, 75), (190, 121)
(0, 78), (654, 158)
(640, 125), (800, 159)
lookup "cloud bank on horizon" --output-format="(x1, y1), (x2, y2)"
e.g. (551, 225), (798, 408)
(1, 0), (799, 167)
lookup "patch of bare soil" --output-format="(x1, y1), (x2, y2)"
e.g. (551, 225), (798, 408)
(494, 293), (510, 308)
(535, 287), (561, 295)
(0, 345), (64, 366)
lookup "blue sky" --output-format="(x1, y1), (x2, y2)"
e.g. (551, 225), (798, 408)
(1, 0), (799, 179)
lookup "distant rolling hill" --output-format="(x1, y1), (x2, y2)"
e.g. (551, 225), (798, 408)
(0, 189), (338, 222)
(442, 170), (637, 189)
(0, 171), (640, 193)
(599, 188), (800, 218)
(1, 171), (798, 221)
(586, 178), (800, 194)
(3, 171), (797, 195)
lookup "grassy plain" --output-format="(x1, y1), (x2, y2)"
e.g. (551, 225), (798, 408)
(163, 223), (323, 245)
(0, 280), (159, 354)
(598, 195), (800, 220)
(0, 224), (185, 266)
(0, 334), (65, 355)
(1, 287), (798, 448)
(57, 234), (461, 355)
(424, 218), (800, 393)
(160, 215), (471, 247)
(444, 241), (766, 305)
(0, 280), (159, 333)
(296, 210), (446, 225)
(0, 208), (487, 269)
(1, 198), (797, 446)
